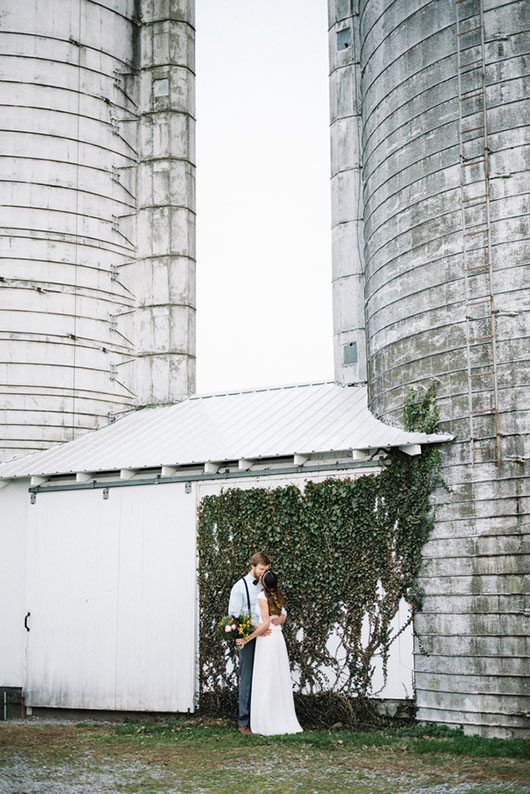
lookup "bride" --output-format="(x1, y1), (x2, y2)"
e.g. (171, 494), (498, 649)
(236, 570), (302, 735)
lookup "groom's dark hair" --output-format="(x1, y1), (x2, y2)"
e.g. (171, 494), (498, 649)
(250, 551), (271, 567)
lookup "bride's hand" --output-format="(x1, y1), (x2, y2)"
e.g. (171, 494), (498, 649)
(236, 638), (246, 647)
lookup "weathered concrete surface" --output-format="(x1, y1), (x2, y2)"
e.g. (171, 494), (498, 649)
(329, 1), (367, 384)
(0, 0), (138, 460)
(329, 0), (529, 737)
(0, 0), (196, 461)
(126, 0), (196, 406)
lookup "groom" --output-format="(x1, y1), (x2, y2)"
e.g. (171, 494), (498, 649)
(228, 551), (285, 734)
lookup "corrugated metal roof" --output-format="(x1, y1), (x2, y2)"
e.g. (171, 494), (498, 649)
(0, 382), (452, 479)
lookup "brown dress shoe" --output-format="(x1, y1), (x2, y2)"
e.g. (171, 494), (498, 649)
(238, 726), (252, 735)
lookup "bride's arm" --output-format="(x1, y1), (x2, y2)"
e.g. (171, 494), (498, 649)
(235, 597), (270, 647)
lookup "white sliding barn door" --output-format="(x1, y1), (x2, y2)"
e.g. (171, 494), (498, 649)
(0, 480), (30, 689)
(25, 483), (196, 712)
(113, 485), (197, 711)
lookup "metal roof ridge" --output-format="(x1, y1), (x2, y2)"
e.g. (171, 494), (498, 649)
(186, 380), (339, 401)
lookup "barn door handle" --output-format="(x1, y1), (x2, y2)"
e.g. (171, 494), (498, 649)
(24, 612), (30, 632)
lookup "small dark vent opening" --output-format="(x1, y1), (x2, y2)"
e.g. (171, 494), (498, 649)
(343, 341), (358, 365)
(337, 28), (352, 50)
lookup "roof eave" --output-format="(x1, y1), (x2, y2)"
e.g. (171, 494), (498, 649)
(0, 433), (454, 482)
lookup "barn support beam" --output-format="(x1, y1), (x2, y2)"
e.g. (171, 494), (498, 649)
(28, 459), (384, 495)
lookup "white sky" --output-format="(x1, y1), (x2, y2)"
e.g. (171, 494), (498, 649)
(195, 0), (334, 394)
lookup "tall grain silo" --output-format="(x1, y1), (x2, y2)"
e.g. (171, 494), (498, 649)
(0, 0), (195, 463)
(329, 0), (529, 737)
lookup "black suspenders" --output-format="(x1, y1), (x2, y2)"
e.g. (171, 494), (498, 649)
(242, 577), (251, 613)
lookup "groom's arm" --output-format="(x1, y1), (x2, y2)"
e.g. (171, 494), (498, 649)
(271, 607), (287, 626)
(227, 580), (243, 617)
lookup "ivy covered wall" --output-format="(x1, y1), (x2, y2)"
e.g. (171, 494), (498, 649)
(197, 388), (442, 718)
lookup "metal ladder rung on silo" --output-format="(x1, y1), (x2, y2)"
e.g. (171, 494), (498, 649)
(460, 118), (485, 130)
(459, 58), (483, 70)
(462, 193), (488, 203)
(458, 25), (482, 35)
(467, 296), (492, 306)
(470, 368), (495, 378)
(456, 0), (501, 466)
(465, 263), (489, 273)
(460, 90), (483, 102)
(463, 226), (487, 236)
(461, 155), (485, 165)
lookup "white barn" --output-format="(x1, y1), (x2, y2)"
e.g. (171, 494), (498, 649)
(0, 382), (450, 715)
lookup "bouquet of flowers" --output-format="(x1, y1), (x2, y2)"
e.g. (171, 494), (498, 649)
(217, 613), (255, 648)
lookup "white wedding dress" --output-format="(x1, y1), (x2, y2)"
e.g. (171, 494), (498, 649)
(250, 592), (303, 735)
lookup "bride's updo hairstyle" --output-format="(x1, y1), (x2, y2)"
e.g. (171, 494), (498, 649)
(261, 570), (285, 616)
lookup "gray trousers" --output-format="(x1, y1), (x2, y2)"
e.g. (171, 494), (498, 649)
(238, 638), (256, 727)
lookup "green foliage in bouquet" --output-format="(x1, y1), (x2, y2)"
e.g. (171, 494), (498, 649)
(217, 613), (254, 644)
(198, 386), (443, 714)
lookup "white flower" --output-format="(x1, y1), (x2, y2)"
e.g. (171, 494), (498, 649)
(231, 624), (237, 631)
(225, 625), (232, 633)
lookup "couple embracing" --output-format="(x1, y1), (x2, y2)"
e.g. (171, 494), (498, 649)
(228, 551), (302, 736)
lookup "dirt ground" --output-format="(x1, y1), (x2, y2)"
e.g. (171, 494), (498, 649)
(0, 719), (528, 794)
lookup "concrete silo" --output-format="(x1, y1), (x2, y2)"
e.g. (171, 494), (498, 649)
(329, 0), (529, 736)
(0, 0), (195, 462)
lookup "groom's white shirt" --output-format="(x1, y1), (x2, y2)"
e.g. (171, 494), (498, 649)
(228, 572), (262, 626)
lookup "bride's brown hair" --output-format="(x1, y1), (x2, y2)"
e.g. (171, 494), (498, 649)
(261, 570), (285, 616)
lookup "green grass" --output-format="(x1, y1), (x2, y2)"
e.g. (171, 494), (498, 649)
(1, 719), (528, 794)
(412, 734), (529, 759)
(86, 718), (529, 759)
(391, 724), (530, 759)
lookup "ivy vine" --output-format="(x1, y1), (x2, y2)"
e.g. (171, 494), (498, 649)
(197, 386), (443, 722)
